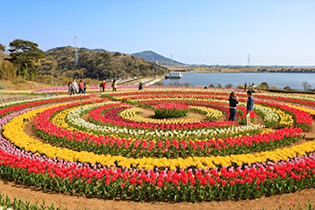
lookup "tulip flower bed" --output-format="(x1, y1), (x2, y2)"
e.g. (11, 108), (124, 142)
(86, 103), (238, 130)
(154, 103), (190, 118)
(1, 88), (315, 203)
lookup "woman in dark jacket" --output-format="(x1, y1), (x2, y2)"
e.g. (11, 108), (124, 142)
(228, 91), (239, 121)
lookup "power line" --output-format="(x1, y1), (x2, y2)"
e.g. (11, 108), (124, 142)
(173, 56), (315, 65)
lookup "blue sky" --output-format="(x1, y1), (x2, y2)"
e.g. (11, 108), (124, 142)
(1, 0), (315, 66)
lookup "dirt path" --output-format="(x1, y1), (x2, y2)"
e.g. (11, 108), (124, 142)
(0, 179), (314, 210)
(303, 121), (315, 140)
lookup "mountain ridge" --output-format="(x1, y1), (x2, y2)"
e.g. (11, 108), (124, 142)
(39, 47), (167, 79)
(132, 51), (185, 66)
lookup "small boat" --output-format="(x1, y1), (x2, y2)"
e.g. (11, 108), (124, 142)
(165, 71), (183, 79)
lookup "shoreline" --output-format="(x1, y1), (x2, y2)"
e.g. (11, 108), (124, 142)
(181, 71), (315, 74)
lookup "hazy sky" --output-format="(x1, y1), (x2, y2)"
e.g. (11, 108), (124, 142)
(1, 0), (315, 66)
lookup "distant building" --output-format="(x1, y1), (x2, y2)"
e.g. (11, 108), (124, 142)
(165, 71), (183, 79)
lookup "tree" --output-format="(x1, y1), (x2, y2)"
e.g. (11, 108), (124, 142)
(7, 39), (45, 78)
(302, 81), (311, 91)
(0, 44), (6, 60)
(0, 44), (5, 52)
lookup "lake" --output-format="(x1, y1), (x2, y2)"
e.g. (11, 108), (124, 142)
(161, 72), (315, 90)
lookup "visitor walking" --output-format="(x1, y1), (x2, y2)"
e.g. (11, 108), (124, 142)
(228, 91), (238, 121)
(245, 90), (254, 126)
(244, 82), (247, 92)
(112, 79), (117, 92)
(100, 80), (106, 92)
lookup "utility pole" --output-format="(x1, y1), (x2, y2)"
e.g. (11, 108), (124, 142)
(74, 36), (79, 68)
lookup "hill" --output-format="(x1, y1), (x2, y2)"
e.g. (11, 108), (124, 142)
(40, 47), (167, 80)
(132, 51), (185, 66)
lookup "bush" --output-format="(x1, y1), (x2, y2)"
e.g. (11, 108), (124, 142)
(0, 60), (17, 79)
(269, 85), (280, 90)
(237, 84), (244, 89)
(168, 82), (190, 87)
(183, 82), (190, 87)
(154, 81), (164, 86)
(257, 82), (269, 90)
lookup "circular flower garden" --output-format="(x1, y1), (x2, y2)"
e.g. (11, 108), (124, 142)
(1, 87), (315, 202)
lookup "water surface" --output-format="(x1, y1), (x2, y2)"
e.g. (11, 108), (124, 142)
(162, 73), (315, 90)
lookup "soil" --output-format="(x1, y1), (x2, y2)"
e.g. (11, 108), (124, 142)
(1, 95), (315, 210)
(0, 79), (50, 90)
(253, 114), (265, 125)
(137, 107), (206, 121)
(0, 94), (43, 104)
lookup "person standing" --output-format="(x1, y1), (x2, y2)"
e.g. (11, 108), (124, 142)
(84, 82), (87, 93)
(228, 91), (238, 121)
(112, 79), (117, 92)
(245, 90), (254, 126)
(70, 81), (76, 95)
(100, 80), (106, 92)
(79, 80), (85, 94)
(68, 81), (72, 95)
(73, 80), (79, 94)
(244, 82), (247, 92)
(250, 82), (256, 93)
(138, 82), (143, 91)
